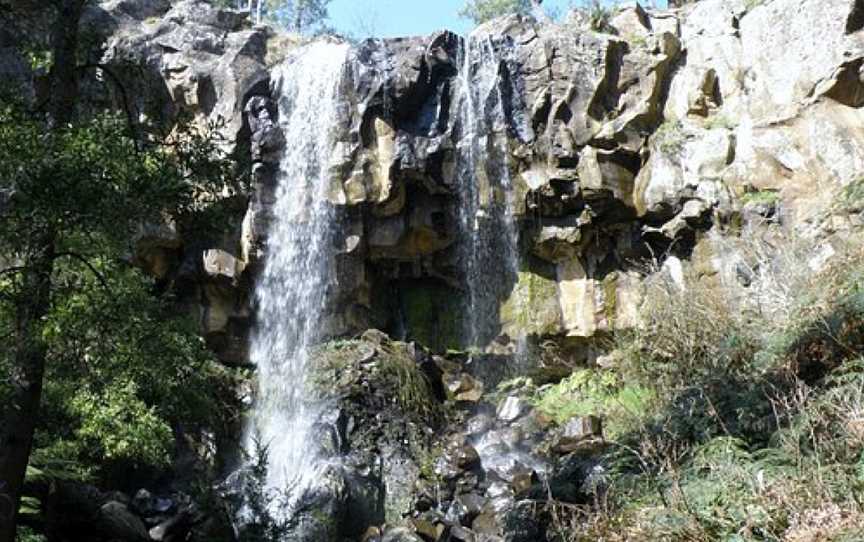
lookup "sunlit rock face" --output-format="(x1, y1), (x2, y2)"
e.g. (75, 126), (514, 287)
(101, 0), (864, 365)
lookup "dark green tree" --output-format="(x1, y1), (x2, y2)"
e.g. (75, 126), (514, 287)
(0, 1), (244, 540)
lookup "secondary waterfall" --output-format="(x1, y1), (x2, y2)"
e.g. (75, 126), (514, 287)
(245, 40), (350, 509)
(455, 33), (543, 483)
(455, 34), (521, 350)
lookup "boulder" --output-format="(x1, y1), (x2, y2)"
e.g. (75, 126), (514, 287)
(382, 526), (425, 542)
(496, 396), (529, 423)
(97, 501), (151, 542)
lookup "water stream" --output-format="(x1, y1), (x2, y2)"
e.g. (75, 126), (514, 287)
(455, 33), (540, 484)
(455, 34), (522, 352)
(244, 31), (529, 525)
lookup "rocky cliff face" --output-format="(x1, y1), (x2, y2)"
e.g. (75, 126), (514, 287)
(99, 0), (864, 364)
(85, 0), (864, 539)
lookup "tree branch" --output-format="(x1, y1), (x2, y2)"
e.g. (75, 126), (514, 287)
(53, 251), (112, 294)
(78, 62), (141, 149)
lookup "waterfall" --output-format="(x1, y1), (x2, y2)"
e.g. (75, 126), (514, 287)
(244, 40), (351, 510)
(455, 34), (521, 350)
(455, 32), (542, 485)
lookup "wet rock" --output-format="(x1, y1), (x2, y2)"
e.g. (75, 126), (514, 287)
(546, 452), (609, 503)
(501, 500), (547, 542)
(412, 517), (447, 541)
(246, 96), (284, 164)
(465, 413), (495, 436)
(445, 372), (485, 402)
(446, 492), (486, 526)
(486, 482), (515, 514)
(286, 466), (348, 541)
(382, 526), (425, 542)
(552, 415), (603, 455)
(471, 511), (501, 538)
(497, 396), (529, 422)
(449, 525), (478, 542)
(149, 506), (197, 541)
(440, 436), (482, 475)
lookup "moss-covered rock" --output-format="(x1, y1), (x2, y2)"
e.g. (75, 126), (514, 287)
(500, 270), (562, 338)
(306, 332), (447, 528)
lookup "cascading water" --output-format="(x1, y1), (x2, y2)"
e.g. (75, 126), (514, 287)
(455, 33), (545, 483)
(244, 40), (351, 511)
(454, 34), (522, 351)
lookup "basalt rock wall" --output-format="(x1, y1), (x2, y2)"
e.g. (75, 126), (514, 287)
(90, 0), (864, 364)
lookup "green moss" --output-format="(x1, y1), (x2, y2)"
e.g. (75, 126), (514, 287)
(400, 283), (463, 352)
(415, 440), (444, 482)
(841, 177), (864, 211)
(310, 508), (336, 528)
(703, 113), (736, 130)
(627, 34), (648, 48)
(308, 339), (363, 395)
(310, 338), (442, 423)
(532, 369), (654, 437)
(377, 342), (441, 422)
(654, 119), (687, 154)
(741, 189), (781, 206)
(500, 271), (561, 337)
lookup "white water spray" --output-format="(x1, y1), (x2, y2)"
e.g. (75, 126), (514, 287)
(455, 35), (522, 350)
(245, 40), (351, 508)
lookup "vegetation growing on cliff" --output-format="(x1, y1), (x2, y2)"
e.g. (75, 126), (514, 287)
(551, 238), (864, 541)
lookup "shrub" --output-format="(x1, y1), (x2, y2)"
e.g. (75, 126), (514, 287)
(563, 230), (864, 540)
(532, 369), (654, 436)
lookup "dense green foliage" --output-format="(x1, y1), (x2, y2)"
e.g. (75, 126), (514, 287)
(32, 263), (242, 477)
(0, 97), (247, 534)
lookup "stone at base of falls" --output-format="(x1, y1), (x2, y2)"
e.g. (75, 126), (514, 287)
(560, 415), (602, 442)
(31, 480), (233, 542)
(381, 526), (425, 542)
(496, 396), (529, 422)
(278, 331), (606, 540)
(98, 501), (151, 542)
(445, 372), (484, 402)
(285, 466), (348, 542)
(502, 501), (550, 542)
